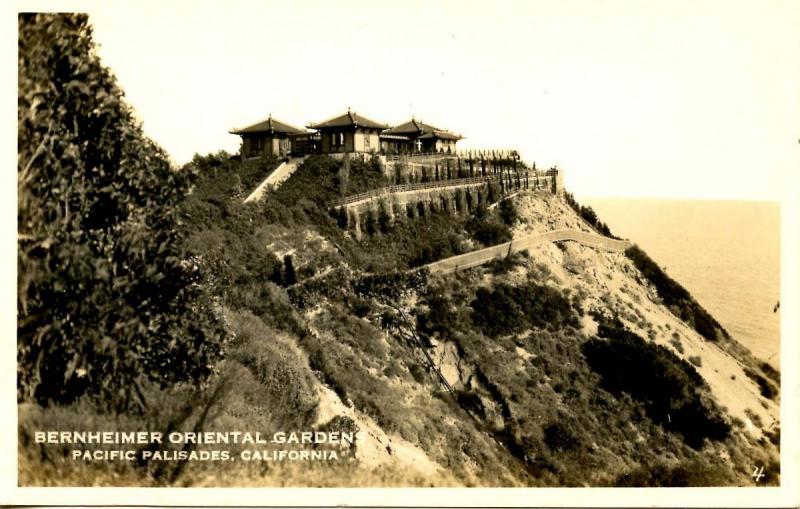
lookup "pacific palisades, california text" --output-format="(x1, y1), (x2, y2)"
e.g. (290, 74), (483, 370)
(34, 431), (366, 462)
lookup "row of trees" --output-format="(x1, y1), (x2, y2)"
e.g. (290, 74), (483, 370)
(336, 166), (537, 234)
(336, 181), (509, 234)
(390, 155), (526, 186)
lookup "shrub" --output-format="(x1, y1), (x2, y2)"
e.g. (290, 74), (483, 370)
(564, 192), (617, 238)
(470, 282), (578, 337)
(470, 220), (512, 245)
(283, 255), (297, 286)
(759, 362), (780, 385)
(615, 460), (727, 487)
(227, 311), (318, 429)
(583, 327), (730, 448)
(485, 250), (527, 275)
(466, 206), (512, 247)
(409, 364), (427, 384)
(743, 368), (778, 400)
(669, 336), (685, 354)
(416, 292), (459, 340)
(498, 198), (518, 226)
(17, 14), (224, 411)
(543, 422), (582, 453)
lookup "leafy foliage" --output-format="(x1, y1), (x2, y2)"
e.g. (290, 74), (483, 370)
(466, 205), (512, 246)
(614, 460), (728, 487)
(271, 154), (389, 208)
(743, 368), (778, 400)
(498, 197), (518, 226)
(564, 192), (617, 238)
(187, 151), (280, 204)
(582, 325), (731, 448)
(543, 422), (583, 452)
(17, 14), (224, 410)
(470, 282), (578, 337)
(356, 210), (470, 270)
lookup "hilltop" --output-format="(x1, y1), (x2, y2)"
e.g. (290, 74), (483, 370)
(20, 151), (780, 487)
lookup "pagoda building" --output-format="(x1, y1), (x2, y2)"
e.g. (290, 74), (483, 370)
(229, 115), (310, 158)
(307, 109), (387, 155)
(381, 117), (463, 154)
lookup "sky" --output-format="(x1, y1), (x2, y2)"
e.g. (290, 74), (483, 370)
(77, 0), (800, 200)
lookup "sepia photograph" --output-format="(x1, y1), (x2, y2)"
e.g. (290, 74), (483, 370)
(5, 0), (800, 506)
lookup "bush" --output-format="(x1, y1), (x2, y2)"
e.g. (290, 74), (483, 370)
(485, 250), (527, 275)
(759, 362), (780, 385)
(416, 292), (460, 340)
(227, 311), (318, 429)
(498, 198), (518, 226)
(615, 460), (727, 487)
(543, 422), (582, 453)
(744, 368), (778, 400)
(469, 220), (512, 246)
(470, 282), (578, 337)
(17, 14), (224, 411)
(466, 206), (512, 246)
(356, 211), (469, 270)
(583, 326), (730, 448)
(564, 192), (617, 238)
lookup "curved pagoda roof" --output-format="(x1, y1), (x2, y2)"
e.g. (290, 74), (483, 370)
(385, 118), (463, 140)
(308, 109), (387, 130)
(384, 118), (442, 135)
(230, 115), (306, 135)
(418, 131), (463, 141)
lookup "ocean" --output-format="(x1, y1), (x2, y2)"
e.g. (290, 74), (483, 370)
(583, 198), (781, 368)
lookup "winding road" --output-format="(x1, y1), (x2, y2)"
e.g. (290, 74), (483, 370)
(424, 229), (633, 274)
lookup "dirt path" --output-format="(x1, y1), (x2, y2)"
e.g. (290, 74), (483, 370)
(425, 228), (632, 274)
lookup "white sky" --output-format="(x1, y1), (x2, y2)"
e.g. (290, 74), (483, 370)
(78, 0), (800, 199)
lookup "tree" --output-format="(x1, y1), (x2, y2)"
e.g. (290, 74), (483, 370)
(338, 153), (350, 195)
(498, 198), (518, 226)
(334, 206), (348, 229)
(17, 14), (224, 411)
(283, 255), (297, 286)
(377, 202), (392, 233)
(363, 208), (378, 235)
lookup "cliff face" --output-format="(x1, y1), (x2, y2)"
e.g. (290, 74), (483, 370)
(19, 157), (780, 487)
(261, 187), (781, 486)
(511, 193), (778, 432)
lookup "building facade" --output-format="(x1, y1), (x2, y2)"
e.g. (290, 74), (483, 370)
(307, 110), (386, 155)
(381, 118), (463, 154)
(229, 115), (309, 158)
(231, 110), (463, 158)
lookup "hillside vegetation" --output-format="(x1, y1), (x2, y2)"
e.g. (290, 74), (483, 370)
(18, 13), (780, 488)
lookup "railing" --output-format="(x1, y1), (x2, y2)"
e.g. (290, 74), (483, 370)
(385, 150), (520, 161)
(333, 171), (555, 208)
(386, 152), (457, 161)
